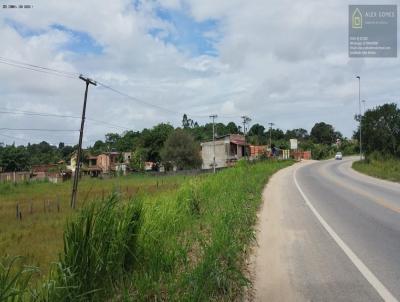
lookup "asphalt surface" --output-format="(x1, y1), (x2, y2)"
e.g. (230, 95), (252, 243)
(251, 157), (400, 302)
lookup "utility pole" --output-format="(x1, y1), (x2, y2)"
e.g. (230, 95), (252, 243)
(70, 75), (97, 209)
(210, 114), (218, 173)
(241, 116), (251, 158)
(356, 76), (362, 160)
(268, 122), (275, 149)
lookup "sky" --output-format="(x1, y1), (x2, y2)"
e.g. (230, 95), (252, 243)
(0, 0), (399, 147)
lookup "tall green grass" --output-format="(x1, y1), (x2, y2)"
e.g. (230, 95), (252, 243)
(353, 153), (400, 182)
(0, 257), (38, 302)
(1, 160), (293, 301)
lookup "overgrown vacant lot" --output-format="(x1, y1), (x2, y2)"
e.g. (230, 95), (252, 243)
(0, 174), (187, 275)
(1, 160), (293, 301)
(353, 158), (400, 182)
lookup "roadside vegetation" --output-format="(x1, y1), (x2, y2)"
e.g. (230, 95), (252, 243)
(0, 159), (292, 301)
(0, 173), (187, 276)
(352, 103), (400, 182)
(353, 155), (400, 182)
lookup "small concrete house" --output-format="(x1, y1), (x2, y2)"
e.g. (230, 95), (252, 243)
(97, 152), (120, 173)
(201, 134), (247, 170)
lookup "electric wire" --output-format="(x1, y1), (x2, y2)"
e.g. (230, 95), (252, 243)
(0, 59), (78, 80)
(0, 128), (79, 132)
(0, 108), (132, 131)
(0, 56), (243, 119)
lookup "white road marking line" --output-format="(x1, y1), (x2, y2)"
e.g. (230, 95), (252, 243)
(293, 168), (398, 302)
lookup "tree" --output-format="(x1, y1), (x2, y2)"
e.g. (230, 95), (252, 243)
(141, 123), (174, 162)
(0, 145), (30, 171)
(226, 122), (239, 134)
(355, 103), (400, 157)
(248, 124), (265, 137)
(285, 128), (309, 140)
(310, 122), (336, 145)
(129, 147), (147, 171)
(161, 129), (202, 170)
(270, 128), (285, 140)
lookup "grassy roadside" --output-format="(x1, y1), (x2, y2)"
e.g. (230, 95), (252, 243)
(352, 158), (400, 182)
(1, 159), (293, 301)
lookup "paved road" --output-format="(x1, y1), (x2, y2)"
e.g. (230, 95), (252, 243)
(250, 157), (400, 302)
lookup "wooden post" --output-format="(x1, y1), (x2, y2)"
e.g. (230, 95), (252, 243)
(19, 211), (22, 221)
(16, 203), (19, 219)
(57, 196), (60, 213)
(102, 189), (104, 201)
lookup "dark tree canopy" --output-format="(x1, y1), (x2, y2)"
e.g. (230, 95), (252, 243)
(285, 128), (309, 140)
(161, 129), (202, 170)
(356, 103), (400, 157)
(310, 122), (337, 145)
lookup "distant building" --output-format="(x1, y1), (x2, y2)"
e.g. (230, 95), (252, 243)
(144, 161), (155, 171)
(31, 163), (70, 183)
(122, 152), (132, 163)
(201, 134), (247, 170)
(250, 145), (267, 158)
(68, 151), (134, 176)
(96, 152), (120, 173)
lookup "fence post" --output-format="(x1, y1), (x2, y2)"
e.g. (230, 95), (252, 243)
(57, 196), (60, 213)
(16, 203), (19, 219)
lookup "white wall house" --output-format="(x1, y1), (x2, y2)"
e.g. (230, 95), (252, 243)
(201, 134), (246, 170)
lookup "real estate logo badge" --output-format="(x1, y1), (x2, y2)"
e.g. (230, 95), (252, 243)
(352, 8), (362, 29)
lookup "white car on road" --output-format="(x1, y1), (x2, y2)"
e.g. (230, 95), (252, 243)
(335, 152), (343, 160)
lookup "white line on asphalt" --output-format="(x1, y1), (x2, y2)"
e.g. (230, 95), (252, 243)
(293, 168), (398, 302)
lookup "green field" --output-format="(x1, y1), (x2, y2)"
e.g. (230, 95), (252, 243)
(0, 174), (187, 277)
(1, 160), (293, 301)
(352, 158), (400, 183)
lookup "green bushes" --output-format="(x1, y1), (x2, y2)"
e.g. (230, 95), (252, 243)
(1, 160), (293, 301)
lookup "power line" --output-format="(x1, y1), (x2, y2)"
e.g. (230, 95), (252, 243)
(0, 133), (76, 145)
(0, 57), (243, 120)
(0, 59), (77, 80)
(97, 81), (186, 116)
(0, 128), (78, 132)
(0, 56), (79, 80)
(0, 108), (132, 131)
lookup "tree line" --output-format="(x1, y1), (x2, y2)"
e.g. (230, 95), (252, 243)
(2, 102), (397, 172)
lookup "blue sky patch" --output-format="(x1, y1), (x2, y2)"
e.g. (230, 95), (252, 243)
(150, 8), (220, 57)
(5, 18), (45, 37)
(5, 19), (102, 55)
(50, 24), (103, 55)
